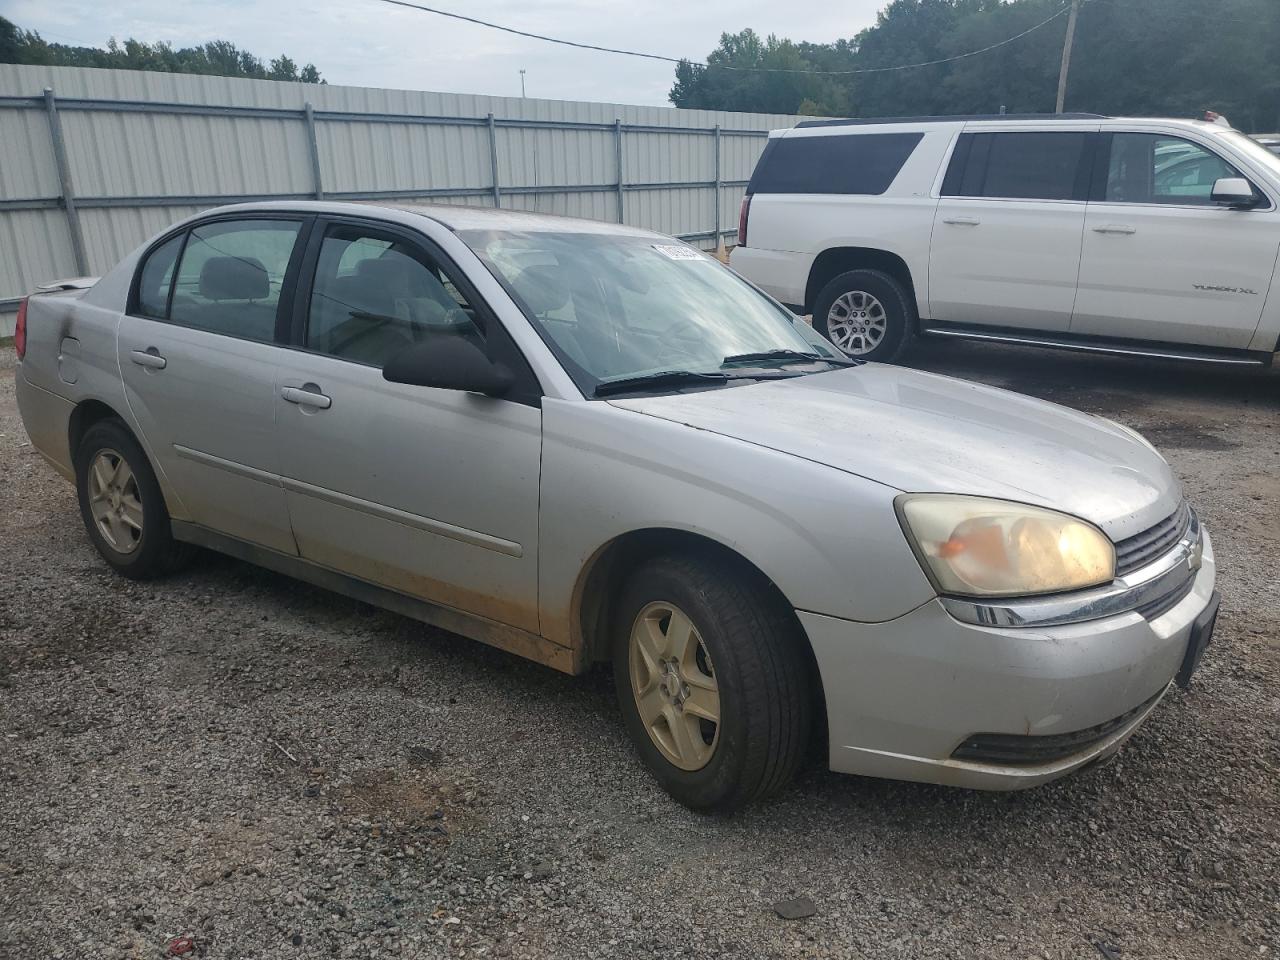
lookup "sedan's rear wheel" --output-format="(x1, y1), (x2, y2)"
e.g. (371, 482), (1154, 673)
(613, 553), (812, 811)
(75, 419), (189, 579)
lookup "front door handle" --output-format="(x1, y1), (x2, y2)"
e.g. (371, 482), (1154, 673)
(281, 385), (332, 410)
(943, 216), (981, 226)
(1093, 224), (1137, 235)
(130, 348), (167, 370)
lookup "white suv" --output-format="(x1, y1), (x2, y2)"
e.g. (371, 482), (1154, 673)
(732, 114), (1280, 366)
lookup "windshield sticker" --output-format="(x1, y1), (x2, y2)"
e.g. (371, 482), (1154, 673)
(651, 243), (708, 261)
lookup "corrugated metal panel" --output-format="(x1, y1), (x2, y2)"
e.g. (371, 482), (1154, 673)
(0, 207), (76, 296)
(320, 120), (490, 193)
(62, 112), (311, 198)
(0, 106), (59, 199)
(0, 63), (802, 310)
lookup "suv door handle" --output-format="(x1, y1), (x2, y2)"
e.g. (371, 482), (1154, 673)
(943, 216), (981, 226)
(281, 385), (332, 410)
(130, 348), (167, 370)
(1093, 224), (1137, 235)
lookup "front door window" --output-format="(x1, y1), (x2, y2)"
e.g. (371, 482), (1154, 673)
(1106, 134), (1244, 205)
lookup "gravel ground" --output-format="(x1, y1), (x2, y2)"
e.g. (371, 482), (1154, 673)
(1, 340), (1277, 960)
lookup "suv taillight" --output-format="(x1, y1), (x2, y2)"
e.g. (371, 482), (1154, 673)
(738, 195), (751, 248)
(14, 297), (27, 360)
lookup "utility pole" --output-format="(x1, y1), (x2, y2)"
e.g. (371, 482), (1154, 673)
(519, 69), (526, 98)
(1055, 0), (1081, 114)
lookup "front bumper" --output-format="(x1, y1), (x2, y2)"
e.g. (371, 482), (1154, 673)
(801, 529), (1216, 790)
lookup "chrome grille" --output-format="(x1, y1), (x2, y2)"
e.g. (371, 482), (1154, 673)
(1114, 502), (1192, 578)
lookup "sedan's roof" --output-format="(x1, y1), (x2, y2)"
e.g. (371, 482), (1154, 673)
(196, 199), (665, 239)
(388, 202), (661, 236)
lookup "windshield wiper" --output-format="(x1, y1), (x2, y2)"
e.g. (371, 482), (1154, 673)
(722, 348), (858, 367)
(593, 369), (730, 397)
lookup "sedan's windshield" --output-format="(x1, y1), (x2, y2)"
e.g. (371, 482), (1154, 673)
(459, 230), (845, 395)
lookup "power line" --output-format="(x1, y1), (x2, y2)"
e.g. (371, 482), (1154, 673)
(367, 0), (1074, 76)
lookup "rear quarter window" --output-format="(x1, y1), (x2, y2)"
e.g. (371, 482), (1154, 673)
(747, 132), (924, 195)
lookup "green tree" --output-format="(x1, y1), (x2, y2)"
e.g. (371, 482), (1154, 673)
(0, 17), (325, 84)
(669, 0), (1280, 131)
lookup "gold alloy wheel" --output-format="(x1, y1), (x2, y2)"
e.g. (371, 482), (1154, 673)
(87, 449), (144, 555)
(628, 601), (721, 771)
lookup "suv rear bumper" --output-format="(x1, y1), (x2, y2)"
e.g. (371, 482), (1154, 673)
(799, 530), (1216, 790)
(729, 246), (811, 310)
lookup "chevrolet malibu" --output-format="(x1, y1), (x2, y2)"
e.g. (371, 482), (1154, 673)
(14, 202), (1219, 811)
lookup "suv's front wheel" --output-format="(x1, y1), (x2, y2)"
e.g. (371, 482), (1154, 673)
(813, 268), (915, 363)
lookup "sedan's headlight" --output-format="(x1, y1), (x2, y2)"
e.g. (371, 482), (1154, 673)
(896, 495), (1115, 598)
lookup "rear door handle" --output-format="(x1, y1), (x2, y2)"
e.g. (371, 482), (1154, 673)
(130, 348), (167, 370)
(281, 385), (332, 410)
(1093, 224), (1137, 235)
(943, 216), (981, 226)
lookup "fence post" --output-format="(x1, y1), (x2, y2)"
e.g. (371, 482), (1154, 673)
(487, 113), (501, 208)
(43, 87), (88, 277)
(713, 124), (723, 254)
(303, 102), (324, 199)
(614, 119), (625, 223)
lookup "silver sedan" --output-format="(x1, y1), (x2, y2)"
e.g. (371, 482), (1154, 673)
(14, 202), (1218, 810)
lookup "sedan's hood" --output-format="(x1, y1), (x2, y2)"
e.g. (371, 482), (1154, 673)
(609, 365), (1182, 541)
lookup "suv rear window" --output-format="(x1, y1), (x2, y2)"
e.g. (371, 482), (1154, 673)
(747, 132), (923, 196)
(943, 132), (1090, 201)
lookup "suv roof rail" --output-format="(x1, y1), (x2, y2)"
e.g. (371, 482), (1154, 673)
(794, 113), (1108, 129)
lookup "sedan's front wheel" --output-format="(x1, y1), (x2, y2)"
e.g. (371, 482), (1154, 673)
(613, 554), (812, 811)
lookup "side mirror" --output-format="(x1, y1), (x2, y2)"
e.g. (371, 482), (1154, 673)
(382, 336), (514, 397)
(1211, 177), (1259, 209)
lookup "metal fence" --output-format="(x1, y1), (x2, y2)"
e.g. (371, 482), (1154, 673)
(0, 64), (804, 330)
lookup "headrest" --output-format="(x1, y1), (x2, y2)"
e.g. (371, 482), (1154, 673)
(199, 256), (269, 301)
(356, 256), (416, 295)
(514, 265), (570, 315)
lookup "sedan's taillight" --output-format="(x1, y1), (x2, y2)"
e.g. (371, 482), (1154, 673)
(738, 195), (751, 248)
(13, 297), (27, 360)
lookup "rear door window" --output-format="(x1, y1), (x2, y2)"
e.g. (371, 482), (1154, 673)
(943, 132), (1090, 201)
(169, 219), (302, 341)
(134, 233), (184, 319)
(747, 132), (924, 195)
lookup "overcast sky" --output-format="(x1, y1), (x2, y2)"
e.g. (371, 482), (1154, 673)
(4, 0), (886, 107)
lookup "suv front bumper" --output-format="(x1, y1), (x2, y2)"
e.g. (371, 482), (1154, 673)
(801, 529), (1217, 790)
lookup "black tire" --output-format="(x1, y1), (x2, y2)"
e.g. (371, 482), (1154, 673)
(812, 268), (916, 363)
(74, 419), (190, 579)
(612, 553), (812, 812)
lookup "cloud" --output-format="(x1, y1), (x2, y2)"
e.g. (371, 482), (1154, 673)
(7, 0), (885, 106)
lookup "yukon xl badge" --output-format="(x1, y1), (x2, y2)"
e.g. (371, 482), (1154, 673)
(1194, 283), (1258, 295)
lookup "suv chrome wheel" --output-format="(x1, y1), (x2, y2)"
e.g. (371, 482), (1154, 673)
(628, 601), (720, 771)
(87, 449), (144, 555)
(827, 290), (887, 356)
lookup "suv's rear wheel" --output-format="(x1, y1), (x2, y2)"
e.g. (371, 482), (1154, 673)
(612, 554), (812, 812)
(813, 268), (915, 362)
(75, 419), (189, 579)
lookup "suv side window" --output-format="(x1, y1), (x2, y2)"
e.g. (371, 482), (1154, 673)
(305, 224), (484, 367)
(1105, 133), (1244, 205)
(943, 132), (1089, 201)
(169, 219), (301, 341)
(746, 132), (924, 195)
